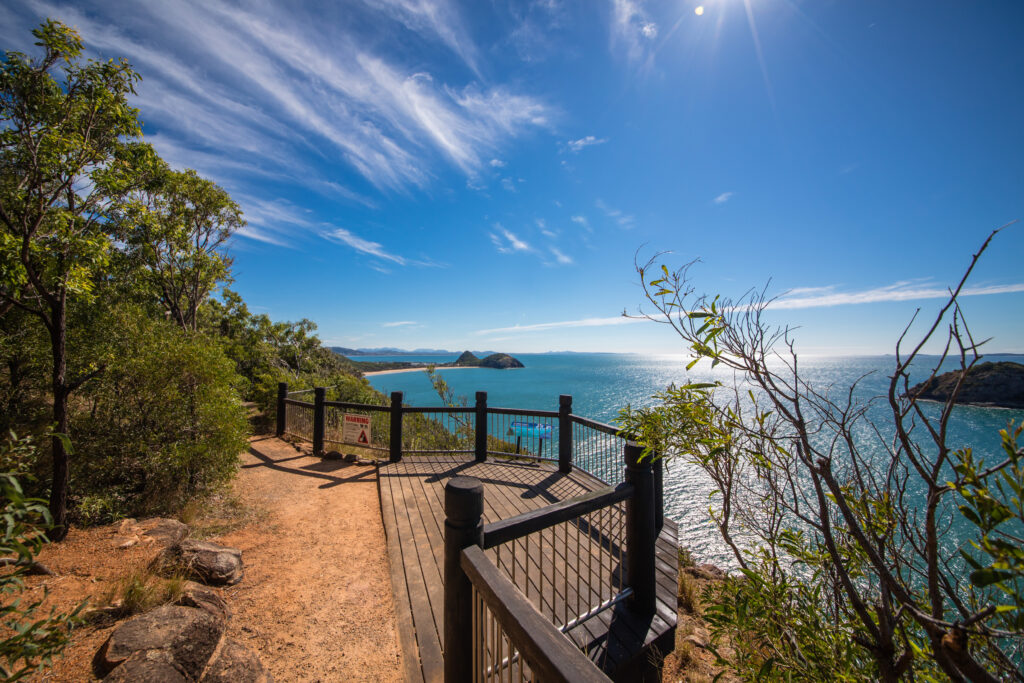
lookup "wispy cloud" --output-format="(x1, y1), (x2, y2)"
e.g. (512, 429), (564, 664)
(566, 135), (608, 153)
(771, 281), (1024, 310)
(570, 215), (592, 233)
(550, 247), (573, 265)
(383, 320), (418, 327)
(358, 0), (480, 74)
(5, 0), (550, 237)
(609, 0), (658, 65)
(501, 177), (517, 192)
(713, 191), (734, 204)
(596, 199), (635, 228)
(489, 158), (507, 167)
(536, 218), (557, 238)
(490, 225), (531, 254)
(323, 227), (423, 266)
(475, 278), (1024, 336)
(477, 315), (639, 335)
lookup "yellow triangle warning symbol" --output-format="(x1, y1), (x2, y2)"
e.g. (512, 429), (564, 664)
(358, 430), (369, 444)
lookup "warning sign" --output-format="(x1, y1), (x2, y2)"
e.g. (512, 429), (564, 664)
(343, 414), (372, 447)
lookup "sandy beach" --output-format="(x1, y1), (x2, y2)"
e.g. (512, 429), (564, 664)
(362, 365), (481, 377)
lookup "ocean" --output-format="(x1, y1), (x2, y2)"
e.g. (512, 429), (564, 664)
(362, 352), (1024, 567)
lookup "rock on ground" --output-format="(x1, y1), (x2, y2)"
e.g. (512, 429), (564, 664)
(683, 563), (727, 581)
(113, 517), (189, 554)
(94, 605), (226, 679)
(201, 638), (274, 682)
(175, 582), (231, 622)
(159, 540), (244, 586)
(102, 649), (188, 682)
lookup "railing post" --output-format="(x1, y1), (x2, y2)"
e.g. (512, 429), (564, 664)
(444, 476), (484, 683)
(624, 441), (656, 615)
(276, 382), (287, 437)
(313, 387), (326, 457)
(474, 391), (488, 462)
(654, 452), (664, 533)
(389, 391), (403, 463)
(558, 394), (573, 474)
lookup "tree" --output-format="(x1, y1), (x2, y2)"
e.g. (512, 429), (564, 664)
(116, 167), (242, 331)
(619, 229), (1023, 680)
(0, 20), (148, 538)
(71, 307), (249, 522)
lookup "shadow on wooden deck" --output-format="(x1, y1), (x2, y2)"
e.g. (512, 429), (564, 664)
(377, 455), (677, 683)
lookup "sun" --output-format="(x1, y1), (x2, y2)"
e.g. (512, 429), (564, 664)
(695, 5), (705, 15)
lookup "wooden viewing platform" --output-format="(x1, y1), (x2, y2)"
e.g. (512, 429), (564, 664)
(378, 456), (678, 682)
(276, 385), (678, 682)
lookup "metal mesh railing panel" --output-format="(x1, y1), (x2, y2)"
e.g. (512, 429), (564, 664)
(487, 502), (628, 633)
(402, 409), (475, 455)
(473, 586), (536, 682)
(487, 410), (558, 462)
(284, 399), (314, 442)
(571, 418), (627, 485)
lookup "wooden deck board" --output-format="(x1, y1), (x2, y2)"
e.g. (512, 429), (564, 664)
(378, 456), (677, 682)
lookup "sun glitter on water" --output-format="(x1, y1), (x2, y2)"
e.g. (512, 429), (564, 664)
(694, 5), (704, 15)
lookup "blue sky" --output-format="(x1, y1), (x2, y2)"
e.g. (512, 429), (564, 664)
(4, 0), (1023, 354)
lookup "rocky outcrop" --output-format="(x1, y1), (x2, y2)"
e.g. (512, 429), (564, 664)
(158, 540), (244, 586)
(95, 605), (225, 678)
(96, 602), (271, 682)
(98, 516), (270, 681)
(908, 361), (1024, 409)
(479, 353), (524, 369)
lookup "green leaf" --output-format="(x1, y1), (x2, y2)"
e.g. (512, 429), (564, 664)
(970, 567), (1016, 587)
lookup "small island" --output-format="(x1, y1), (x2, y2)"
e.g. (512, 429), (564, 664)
(450, 350), (525, 369)
(908, 361), (1024, 409)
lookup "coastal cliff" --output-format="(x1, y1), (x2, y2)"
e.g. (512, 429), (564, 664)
(908, 361), (1024, 409)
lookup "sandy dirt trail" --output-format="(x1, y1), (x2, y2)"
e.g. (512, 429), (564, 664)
(216, 436), (404, 681)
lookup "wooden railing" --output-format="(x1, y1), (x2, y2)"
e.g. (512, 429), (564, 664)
(276, 383), (665, 682)
(442, 441), (658, 683)
(275, 383), (661, 488)
(461, 544), (611, 682)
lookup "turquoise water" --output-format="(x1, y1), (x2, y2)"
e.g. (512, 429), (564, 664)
(367, 353), (1024, 566)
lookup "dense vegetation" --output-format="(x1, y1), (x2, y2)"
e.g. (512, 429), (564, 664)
(0, 21), (376, 531)
(620, 234), (1024, 680)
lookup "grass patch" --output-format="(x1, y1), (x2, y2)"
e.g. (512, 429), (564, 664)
(96, 567), (186, 620)
(678, 571), (701, 615)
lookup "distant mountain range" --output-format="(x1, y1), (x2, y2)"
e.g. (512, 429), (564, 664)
(331, 346), (500, 357)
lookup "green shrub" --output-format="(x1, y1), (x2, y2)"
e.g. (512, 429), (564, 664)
(1, 436), (81, 680)
(71, 310), (249, 521)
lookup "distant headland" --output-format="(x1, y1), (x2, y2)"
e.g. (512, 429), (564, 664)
(908, 361), (1024, 409)
(331, 346), (501, 357)
(331, 348), (524, 375)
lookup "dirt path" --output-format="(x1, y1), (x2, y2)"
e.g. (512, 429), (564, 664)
(215, 437), (403, 681)
(26, 436), (404, 681)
